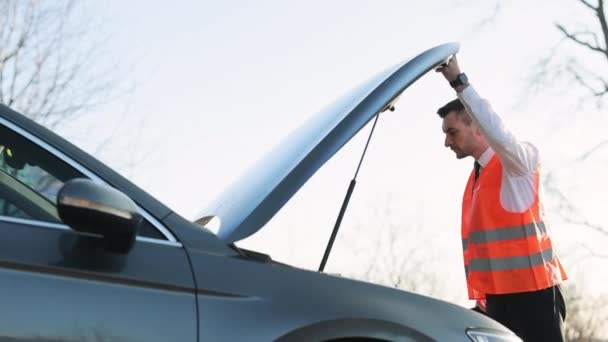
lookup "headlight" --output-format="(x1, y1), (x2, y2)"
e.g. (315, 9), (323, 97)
(466, 328), (522, 342)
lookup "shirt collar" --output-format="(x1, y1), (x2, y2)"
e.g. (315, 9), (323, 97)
(476, 147), (494, 168)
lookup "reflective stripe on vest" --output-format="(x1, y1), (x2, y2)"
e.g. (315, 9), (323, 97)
(469, 247), (554, 272)
(462, 221), (547, 251)
(469, 221), (547, 244)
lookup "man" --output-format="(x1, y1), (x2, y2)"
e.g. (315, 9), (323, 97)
(435, 55), (568, 341)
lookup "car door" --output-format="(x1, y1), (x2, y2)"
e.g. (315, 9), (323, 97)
(0, 118), (197, 341)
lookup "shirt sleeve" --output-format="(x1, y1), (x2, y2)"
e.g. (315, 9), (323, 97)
(457, 85), (539, 177)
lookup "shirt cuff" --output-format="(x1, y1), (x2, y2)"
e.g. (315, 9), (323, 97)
(457, 84), (481, 105)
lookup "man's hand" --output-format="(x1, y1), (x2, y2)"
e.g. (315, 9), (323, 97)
(435, 54), (461, 83)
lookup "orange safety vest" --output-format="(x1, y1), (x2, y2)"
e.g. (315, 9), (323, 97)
(461, 154), (567, 299)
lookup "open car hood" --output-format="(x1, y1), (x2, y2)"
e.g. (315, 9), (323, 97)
(196, 42), (459, 243)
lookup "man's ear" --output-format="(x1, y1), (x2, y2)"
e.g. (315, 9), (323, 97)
(470, 121), (481, 135)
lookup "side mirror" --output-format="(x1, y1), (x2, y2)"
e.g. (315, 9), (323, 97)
(57, 178), (141, 254)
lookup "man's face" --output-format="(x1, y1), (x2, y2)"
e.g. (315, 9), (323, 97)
(442, 111), (477, 159)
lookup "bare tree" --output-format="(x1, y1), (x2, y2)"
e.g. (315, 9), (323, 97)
(358, 222), (447, 299)
(562, 284), (608, 341)
(470, 0), (608, 107)
(0, 1), (149, 178)
(535, 1), (608, 252)
(0, 0), (120, 129)
(544, 167), (608, 260)
(467, 0), (608, 255)
(340, 196), (452, 301)
(555, 1), (608, 100)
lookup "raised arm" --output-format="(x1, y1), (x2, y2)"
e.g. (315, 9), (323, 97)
(436, 55), (538, 176)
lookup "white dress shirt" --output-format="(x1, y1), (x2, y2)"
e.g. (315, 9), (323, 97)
(458, 85), (539, 213)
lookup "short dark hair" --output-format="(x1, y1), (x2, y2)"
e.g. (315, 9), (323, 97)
(437, 98), (471, 125)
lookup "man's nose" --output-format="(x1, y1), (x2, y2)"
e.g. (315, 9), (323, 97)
(444, 135), (451, 147)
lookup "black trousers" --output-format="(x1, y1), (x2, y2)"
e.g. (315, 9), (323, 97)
(485, 285), (566, 342)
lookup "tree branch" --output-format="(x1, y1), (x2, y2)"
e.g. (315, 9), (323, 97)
(573, 139), (608, 162)
(1, 2), (34, 64)
(579, 0), (599, 11)
(545, 169), (608, 240)
(563, 215), (608, 237)
(596, 0), (608, 55)
(577, 242), (608, 258)
(567, 64), (603, 95)
(566, 62), (608, 96)
(556, 24), (606, 54)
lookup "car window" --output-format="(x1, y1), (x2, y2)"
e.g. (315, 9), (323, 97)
(0, 122), (164, 239)
(0, 124), (80, 223)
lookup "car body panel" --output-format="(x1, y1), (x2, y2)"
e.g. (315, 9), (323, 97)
(196, 42), (459, 243)
(0, 219), (196, 341)
(187, 247), (508, 341)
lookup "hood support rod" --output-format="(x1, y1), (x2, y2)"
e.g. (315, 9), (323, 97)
(318, 112), (382, 272)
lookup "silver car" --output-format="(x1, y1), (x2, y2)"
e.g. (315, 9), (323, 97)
(0, 42), (520, 341)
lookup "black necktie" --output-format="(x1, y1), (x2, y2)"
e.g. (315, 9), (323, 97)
(472, 161), (481, 193)
(474, 161), (481, 182)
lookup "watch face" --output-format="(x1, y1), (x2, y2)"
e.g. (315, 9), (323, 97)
(450, 73), (468, 88)
(459, 73), (468, 85)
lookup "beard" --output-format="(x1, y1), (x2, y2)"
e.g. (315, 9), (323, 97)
(451, 147), (469, 159)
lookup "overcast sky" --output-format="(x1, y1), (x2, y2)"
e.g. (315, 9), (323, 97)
(66, 0), (608, 305)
